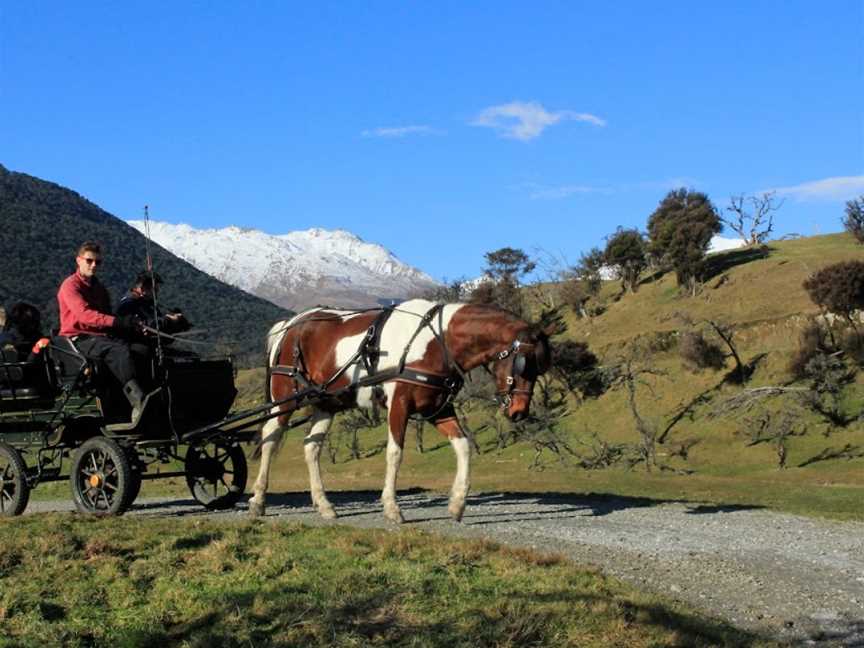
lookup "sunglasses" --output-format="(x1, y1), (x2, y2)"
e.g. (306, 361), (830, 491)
(79, 256), (102, 266)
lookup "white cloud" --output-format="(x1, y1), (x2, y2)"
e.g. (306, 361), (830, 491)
(471, 101), (605, 141)
(523, 182), (611, 200)
(768, 175), (864, 202)
(361, 125), (439, 138)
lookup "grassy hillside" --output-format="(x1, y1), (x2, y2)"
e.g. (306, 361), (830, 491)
(568, 234), (859, 351)
(0, 164), (290, 364)
(226, 234), (864, 521)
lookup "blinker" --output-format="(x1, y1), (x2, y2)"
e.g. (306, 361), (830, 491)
(512, 353), (527, 377)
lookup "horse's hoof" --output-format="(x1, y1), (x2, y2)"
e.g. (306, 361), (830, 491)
(448, 502), (465, 522)
(383, 507), (405, 524)
(248, 501), (265, 517)
(319, 505), (338, 520)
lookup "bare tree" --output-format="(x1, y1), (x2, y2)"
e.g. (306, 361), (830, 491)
(723, 192), (783, 246)
(738, 409), (804, 469)
(605, 356), (668, 472)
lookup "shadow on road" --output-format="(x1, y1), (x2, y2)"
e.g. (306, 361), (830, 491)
(130, 488), (767, 524)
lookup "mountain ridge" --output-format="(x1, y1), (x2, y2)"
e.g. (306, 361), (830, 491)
(126, 220), (440, 311)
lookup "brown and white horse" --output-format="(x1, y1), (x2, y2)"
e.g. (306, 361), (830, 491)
(249, 299), (552, 523)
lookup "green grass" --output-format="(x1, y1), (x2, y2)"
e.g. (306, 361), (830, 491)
(0, 515), (775, 647)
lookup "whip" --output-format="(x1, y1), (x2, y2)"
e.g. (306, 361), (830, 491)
(142, 205), (165, 364)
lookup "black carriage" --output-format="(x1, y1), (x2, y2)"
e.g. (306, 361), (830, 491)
(0, 336), (251, 516)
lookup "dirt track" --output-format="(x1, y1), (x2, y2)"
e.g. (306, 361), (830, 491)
(30, 491), (864, 646)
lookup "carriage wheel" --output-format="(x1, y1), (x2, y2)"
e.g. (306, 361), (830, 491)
(0, 442), (30, 517)
(123, 447), (143, 509)
(185, 442), (247, 510)
(70, 437), (132, 516)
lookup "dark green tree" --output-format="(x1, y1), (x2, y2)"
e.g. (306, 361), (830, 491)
(843, 196), (864, 244)
(472, 247), (536, 315)
(803, 261), (864, 331)
(558, 247), (604, 317)
(647, 188), (722, 295)
(483, 247), (536, 283)
(603, 227), (647, 293)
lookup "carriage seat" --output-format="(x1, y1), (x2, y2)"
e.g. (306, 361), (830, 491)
(49, 336), (94, 387)
(0, 345), (56, 409)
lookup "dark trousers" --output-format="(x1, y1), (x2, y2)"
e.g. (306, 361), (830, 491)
(75, 336), (138, 386)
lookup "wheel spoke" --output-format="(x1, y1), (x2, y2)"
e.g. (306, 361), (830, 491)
(104, 481), (117, 492)
(89, 454), (99, 474)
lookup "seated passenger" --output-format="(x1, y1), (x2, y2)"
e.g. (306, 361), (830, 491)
(0, 302), (49, 362)
(116, 271), (191, 342)
(57, 241), (146, 424)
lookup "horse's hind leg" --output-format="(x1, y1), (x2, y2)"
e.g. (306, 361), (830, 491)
(435, 417), (471, 522)
(249, 411), (284, 517)
(305, 409), (337, 520)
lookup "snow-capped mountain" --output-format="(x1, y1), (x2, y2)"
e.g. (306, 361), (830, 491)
(127, 221), (440, 311)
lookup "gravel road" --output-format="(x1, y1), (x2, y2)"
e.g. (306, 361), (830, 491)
(29, 491), (864, 646)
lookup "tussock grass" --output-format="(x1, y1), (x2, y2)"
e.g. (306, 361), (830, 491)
(0, 515), (772, 647)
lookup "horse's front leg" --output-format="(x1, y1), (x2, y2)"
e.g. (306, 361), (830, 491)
(249, 411), (284, 517)
(435, 416), (471, 522)
(305, 409), (337, 519)
(381, 400), (408, 524)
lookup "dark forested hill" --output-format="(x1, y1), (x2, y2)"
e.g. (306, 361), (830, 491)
(0, 164), (291, 365)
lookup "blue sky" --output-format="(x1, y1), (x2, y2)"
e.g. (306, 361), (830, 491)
(2, 2), (862, 281)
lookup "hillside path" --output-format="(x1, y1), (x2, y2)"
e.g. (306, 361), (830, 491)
(30, 491), (864, 646)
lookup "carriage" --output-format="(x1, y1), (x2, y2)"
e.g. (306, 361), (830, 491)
(0, 335), (257, 517)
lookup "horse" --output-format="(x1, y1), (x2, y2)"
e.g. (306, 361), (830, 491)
(249, 298), (553, 523)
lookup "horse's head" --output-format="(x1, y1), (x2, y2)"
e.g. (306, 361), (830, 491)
(492, 326), (553, 421)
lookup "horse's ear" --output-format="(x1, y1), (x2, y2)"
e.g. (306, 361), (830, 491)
(535, 307), (566, 338)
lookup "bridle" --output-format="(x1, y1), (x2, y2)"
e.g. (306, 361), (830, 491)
(494, 338), (538, 408)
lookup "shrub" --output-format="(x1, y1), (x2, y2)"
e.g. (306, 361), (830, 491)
(558, 279), (590, 317)
(803, 260), (864, 326)
(788, 321), (829, 379)
(553, 340), (606, 396)
(678, 331), (726, 371)
(843, 196), (864, 244)
(840, 327), (864, 367)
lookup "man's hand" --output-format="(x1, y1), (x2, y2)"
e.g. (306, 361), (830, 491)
(163, 312), (192, 333)
(114, 314), (142, 333)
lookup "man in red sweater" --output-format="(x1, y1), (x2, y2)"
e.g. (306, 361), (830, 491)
(57, 241), (145, 424)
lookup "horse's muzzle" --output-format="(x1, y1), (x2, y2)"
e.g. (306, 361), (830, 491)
(509, 409), (529, 422)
